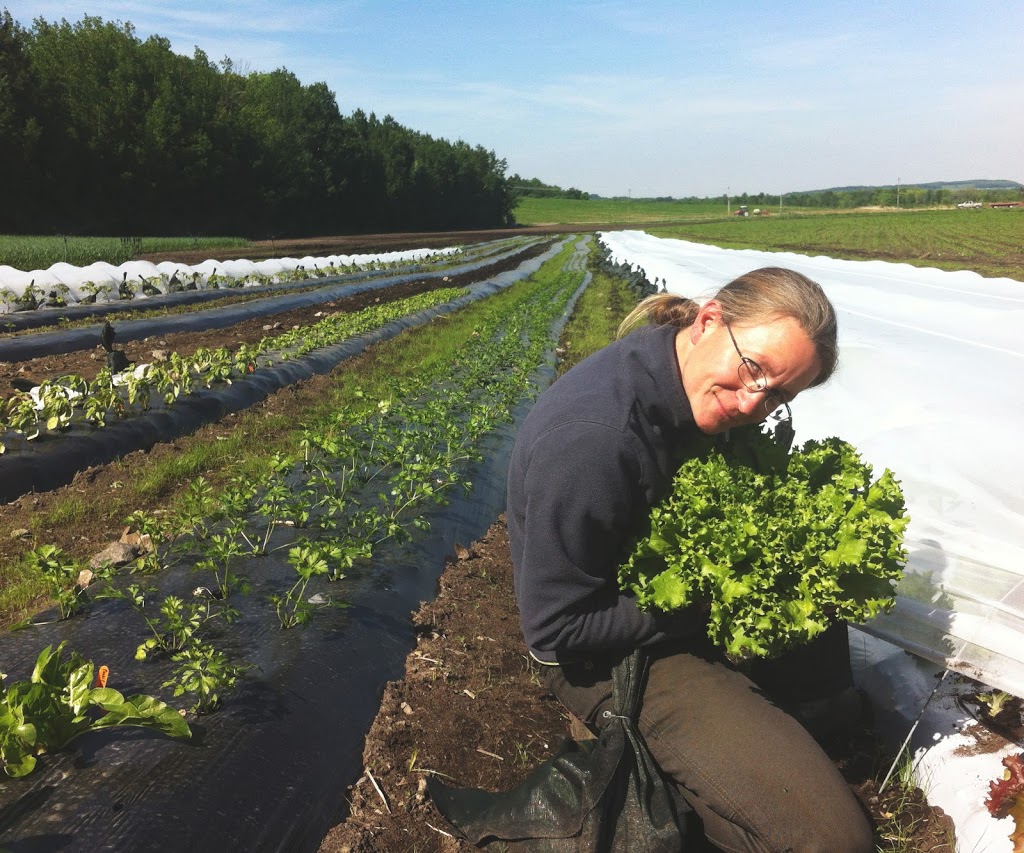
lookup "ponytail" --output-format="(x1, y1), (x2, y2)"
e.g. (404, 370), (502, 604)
(617, 293), (700, 339)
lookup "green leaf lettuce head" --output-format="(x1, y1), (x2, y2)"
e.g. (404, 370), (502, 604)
(619, 426), (909, 660)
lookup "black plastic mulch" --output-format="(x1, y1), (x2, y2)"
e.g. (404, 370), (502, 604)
(0, 238), (590, 853)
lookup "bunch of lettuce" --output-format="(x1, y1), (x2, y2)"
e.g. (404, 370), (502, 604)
(619, 427), (908, 660)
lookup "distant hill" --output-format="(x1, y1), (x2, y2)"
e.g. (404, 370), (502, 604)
(805, 179), (1022, 193)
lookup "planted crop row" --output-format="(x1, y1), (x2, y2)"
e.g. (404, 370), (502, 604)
(2, 241), (587, 775)
(0, 286), (465, 451)
(0, 248), (461, 313)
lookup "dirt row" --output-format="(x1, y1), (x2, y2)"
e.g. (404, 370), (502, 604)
(139, 226), (610, 266)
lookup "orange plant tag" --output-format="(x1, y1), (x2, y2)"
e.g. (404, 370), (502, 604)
(95, 665), (109, 689)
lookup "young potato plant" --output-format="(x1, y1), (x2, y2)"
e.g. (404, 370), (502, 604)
(1, 642), (191, 777)
(24, 545), (88, 621)
(0, 287), (466, 447)
(164, 642), (248, 715)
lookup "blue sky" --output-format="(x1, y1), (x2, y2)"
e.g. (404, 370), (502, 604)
(10, 0), (1024, 197)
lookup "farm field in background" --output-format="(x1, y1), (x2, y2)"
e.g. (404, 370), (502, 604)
(0, 235), (250, 272)
(514, 195), (732, 224)
(650, 207), (1024, 281)
(516, 198), (1024, 282)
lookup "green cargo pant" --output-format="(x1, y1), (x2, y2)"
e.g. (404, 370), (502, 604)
(541, 635), (874, 853)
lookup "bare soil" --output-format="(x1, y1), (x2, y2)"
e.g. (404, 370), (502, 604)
(318, 517), (957, 853)
(141, 226), (598, 266)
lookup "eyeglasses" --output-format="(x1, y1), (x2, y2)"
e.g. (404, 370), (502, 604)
(723, 321), (793, 423)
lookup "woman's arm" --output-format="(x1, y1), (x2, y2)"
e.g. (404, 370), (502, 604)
(509, 421), (703, 661)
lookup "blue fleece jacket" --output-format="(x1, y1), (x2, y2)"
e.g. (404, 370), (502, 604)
(507, 324), (712, 663)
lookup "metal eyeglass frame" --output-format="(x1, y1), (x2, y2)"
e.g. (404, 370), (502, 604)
(723, 320), (793, 423)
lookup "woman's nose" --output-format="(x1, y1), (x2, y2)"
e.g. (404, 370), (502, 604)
(735, 386), (762, 415)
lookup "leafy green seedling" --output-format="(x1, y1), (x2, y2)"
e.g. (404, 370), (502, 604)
(1, 642), (191, 777)
(164, 642), (247, 715)
(978, 690), (1014, 717)
(24, 545), (87, 620)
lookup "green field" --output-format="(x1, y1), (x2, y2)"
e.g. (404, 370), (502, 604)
(514, 196), (730, 225)
(515, 198), (1024, 281)
(0, 235), (249, 272)
(650, 208), (1024, 280)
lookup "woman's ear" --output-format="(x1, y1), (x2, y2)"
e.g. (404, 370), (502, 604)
(690, 300), (721, 343)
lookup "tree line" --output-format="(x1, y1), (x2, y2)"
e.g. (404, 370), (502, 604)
(0, 11), (516, 237)
(508, 175), (590, 200)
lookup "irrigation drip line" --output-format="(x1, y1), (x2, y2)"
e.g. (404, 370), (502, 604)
(0, 240), (567, 505)
(0, 237), (590, 853)
(0, 240), (546, 361)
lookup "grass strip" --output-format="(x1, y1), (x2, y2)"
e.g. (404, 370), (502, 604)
(556, 258), (636, 375)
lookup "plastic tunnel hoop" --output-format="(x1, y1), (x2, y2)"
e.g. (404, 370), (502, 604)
(0, 236), (591, 852)
(0, 239), (568, 505)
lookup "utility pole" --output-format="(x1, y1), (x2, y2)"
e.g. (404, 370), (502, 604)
(727, 187), (731, 215)
(779, 193), (783, 214)
(896, 177), (901, 209)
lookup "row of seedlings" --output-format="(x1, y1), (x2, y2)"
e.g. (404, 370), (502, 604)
(0, 247), (464, 313)
(1, 245), (586, 778)
(0, 286), (466, 452)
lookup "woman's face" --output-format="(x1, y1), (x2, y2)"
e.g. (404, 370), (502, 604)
(677, 302), (822, 435)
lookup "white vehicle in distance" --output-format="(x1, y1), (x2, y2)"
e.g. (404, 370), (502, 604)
(956, 200), (983, 209)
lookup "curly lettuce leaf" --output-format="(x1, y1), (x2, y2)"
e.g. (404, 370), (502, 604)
(619, 428), (908, 659)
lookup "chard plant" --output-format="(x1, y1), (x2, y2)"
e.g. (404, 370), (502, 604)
(619, 426), (909, 660)
(1, 642), (191, 777)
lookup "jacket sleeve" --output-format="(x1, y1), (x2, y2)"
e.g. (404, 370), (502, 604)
(512, 420), (703, 660)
